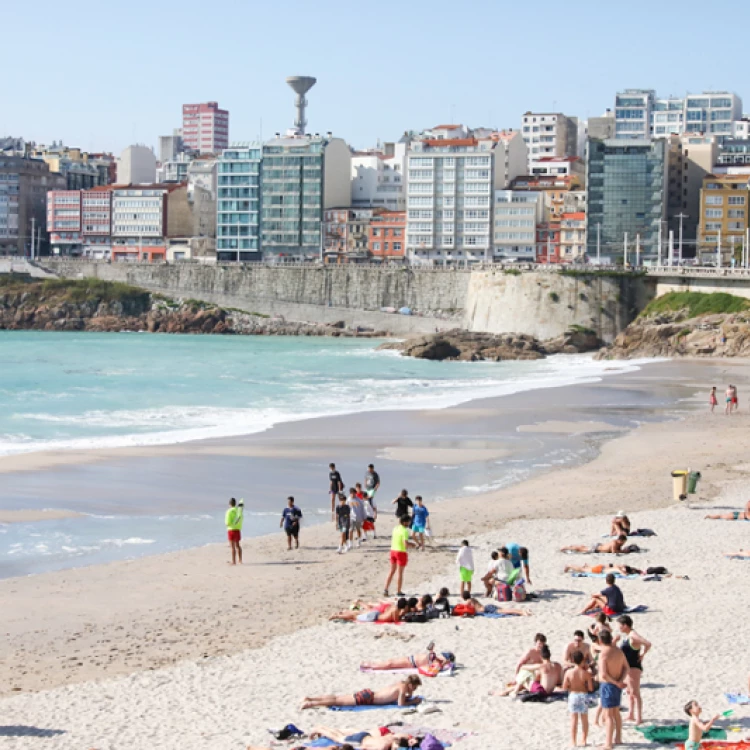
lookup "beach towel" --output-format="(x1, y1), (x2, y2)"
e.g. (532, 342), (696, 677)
(329, 697), (424, 712)
(636, 724), (727, 743)
(725, 693), (750, 705)
(675, 744), (750, 750)
(359, 665), (454, 678)
(479, 611), (519, 618)
(306, 740), (339, 748)
(586, 604), (647, 617)
(571, 572), (640, 580)
(390, 725), (475, 743)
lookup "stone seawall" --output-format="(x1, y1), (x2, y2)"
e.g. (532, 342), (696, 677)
(37, 261), (656, 341)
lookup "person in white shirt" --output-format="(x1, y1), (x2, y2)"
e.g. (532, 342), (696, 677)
(456, 539), (475, 596)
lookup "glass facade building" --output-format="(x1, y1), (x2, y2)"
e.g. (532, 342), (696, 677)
(261, 136), (325, 258)
(216, 144), (261, 261)
(586, 139), (667, 258)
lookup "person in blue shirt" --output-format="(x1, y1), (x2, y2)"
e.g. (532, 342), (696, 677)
(505, 542), (531, 585)
(411, 496), (430, 551)
(280, 496), (303, 551)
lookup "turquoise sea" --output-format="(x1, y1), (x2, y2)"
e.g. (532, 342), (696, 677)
(0, 331), (650, 577)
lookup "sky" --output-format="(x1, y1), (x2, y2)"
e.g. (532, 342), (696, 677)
(3, 0), (749, 155)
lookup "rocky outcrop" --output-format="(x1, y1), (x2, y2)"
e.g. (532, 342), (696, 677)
(0, 279), (385, 338)
(380, 328), (602, 361)
(597, 311), (750, 359)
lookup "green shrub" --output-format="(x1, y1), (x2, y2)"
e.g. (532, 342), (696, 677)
(549, 291), (560, 302)
(503, 268), (522, 276)
(640, 291), (750, 318)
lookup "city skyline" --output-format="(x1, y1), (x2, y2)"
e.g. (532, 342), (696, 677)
(3, 0), (750, 154)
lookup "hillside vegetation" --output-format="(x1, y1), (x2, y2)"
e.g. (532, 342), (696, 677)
(640, 291), (750, 319)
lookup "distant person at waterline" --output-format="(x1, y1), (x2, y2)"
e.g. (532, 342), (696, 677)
(329, 463), (344, 519)
(280, 496), (302, 551)
(225, 497), (243, 565)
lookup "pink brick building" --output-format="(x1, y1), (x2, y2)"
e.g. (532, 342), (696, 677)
(182, 102), (229, 154)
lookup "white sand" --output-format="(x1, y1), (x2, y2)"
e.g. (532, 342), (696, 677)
(2, 494), (750, 749)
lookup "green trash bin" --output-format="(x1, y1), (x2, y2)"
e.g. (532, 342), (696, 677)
(688, 471), (701, 494)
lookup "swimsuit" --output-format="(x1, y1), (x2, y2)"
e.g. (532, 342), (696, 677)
(732, 511), (749, 520)
(685, 741), (701, 750)
(346, 731), (372, 743)
(568, 691), (588, 714)
(354, 689), (374, 706)
(621, 637), (642, 672)
(600, 682), (622, 709)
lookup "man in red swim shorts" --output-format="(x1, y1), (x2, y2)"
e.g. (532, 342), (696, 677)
(225, 497), (244, 565)
(384, 515), (415, 597)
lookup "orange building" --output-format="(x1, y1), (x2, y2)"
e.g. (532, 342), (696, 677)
(369, 210), (406, 260)
(510, 174), (583, 220)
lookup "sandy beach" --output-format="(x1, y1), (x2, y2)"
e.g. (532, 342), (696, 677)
(2, 358), (750, 748)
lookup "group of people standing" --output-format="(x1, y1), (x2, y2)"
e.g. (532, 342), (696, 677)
(330, 463), (381, 554)
(709, 384), (739, 414)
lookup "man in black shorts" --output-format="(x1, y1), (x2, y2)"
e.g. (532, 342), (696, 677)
(336, 493), (351, 554)
(280, 496), (303, 551)
(329, 463), (344, 520)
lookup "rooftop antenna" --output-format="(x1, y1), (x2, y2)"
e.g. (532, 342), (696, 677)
(286, 76), (317, 135)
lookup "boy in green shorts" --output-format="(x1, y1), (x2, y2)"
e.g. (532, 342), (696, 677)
(456, 539), (475, 596)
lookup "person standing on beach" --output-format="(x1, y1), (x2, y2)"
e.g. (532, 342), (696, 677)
(598, 629), (629, 750)
(725, 385), (734, 415)
(347, 488), (366, 547)
(709, 386), (718, 412)
(364, 464), (380, 501)
(225, 497), (243, 565)
(456, 540), (474, 596)
(618, 615), (651, 725)
(684, 700), (720, 750)
(280, 496), (302, 551)
(411, 496), (430, 551)
(384, 515), (415, 597)
(392, 489), (413, 520)
(563, 649), (594, 747)
(329, 463), (344, 519)
(336, 493), (351, 554)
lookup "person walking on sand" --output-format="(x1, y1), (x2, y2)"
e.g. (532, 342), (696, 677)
(598, 629), (629, 750)
(329, 463), (344, 519)
(456, 539), (474, 596)
(280, 496), (302, 551)
(392, 488), (413, 520)
(684, 700), (720, 750)
(347, 487), (366, 547)
(336, 493), (351, 554)
(725, 385), (734, 415)
(563, 649), (594, 747)
(225, 497), (243, 565)
(710, 386), (718, 413)
(618, 614), (651, 725)
(411, 496), (430, 551)
(384, 515), (415, 597)
(364, 463), (380, 501)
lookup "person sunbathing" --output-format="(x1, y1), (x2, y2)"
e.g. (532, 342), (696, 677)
(564, 562), (643, 576)
(310, 725), (423, 749)
(610, 511), (631, 537)
(329, 597), (410, 623)
(360, 645), (455, 673)
(492, 645), (563, 697)
(462, 592), (532, 616)
(560, 535), (629, 554)
(725, 549), (750, 557)
(707, 499), (750, 520)
(301, 675), (422, 710)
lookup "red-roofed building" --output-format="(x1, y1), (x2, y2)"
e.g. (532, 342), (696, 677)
(536, 221), (562, 264)
(369, 210), (406, 260)
(560, 211), (587, 261)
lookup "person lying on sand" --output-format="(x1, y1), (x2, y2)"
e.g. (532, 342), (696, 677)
(309, 725), (424, 749)
(360, 645), (455, 673)
(707, 500), (750, 520)
(452, 591), (532, 617)
(491, 645), (563, 697)
(564, 562), (643, 576)
(301, 675), (422, 709)
(560, 535), (630, 554)
(329, 598), (410, 623)
(726, 549), (750, 557)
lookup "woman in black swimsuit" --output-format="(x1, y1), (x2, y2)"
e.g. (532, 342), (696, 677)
(617, 615), (651, 725)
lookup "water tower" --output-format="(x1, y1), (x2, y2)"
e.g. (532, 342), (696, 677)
(286, 76), (316, 135)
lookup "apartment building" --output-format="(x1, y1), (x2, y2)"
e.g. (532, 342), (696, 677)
(536, 221), (562, 264)
(216, 144), (262, 261)
(369, 210), (406, 261)
(521, 113), (578, 167)
(261, 133), (350, 260)
(529, 156), (585, 183)
(116, 145), (157, 184)
(559, 212), (587, 262)
(614, 89), (742, 139)
(493, 190), (545, 262)
(0, 155), (66, 256)
(406, 125), (525, 263)
(30, 144), (104, 190)
(351, 141), (407, 211)
(322, 207), (380, 262)
(182, 102), (229, 154)
(47, 188), (113, 257)
(510, 174), (583, 221)
(698, 174), (750, 261)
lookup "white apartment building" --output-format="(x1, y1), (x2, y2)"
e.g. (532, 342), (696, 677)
(406, 125), (527, 263)
(529, 156), (585, 180)
(116, 145), (157, 185)
(112, 187), (166, 242)
(521, 113), (578, 168)
(351, 141), (407, 211)
(493, 190), (545, 262)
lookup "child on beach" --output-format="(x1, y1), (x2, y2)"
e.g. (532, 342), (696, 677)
(710, 386), (718, 412)
(411, 496), (430, 550)
(456, 540), (474, 596)
(336, 493), (351, 554)
(684, 699), (720, 750)
(562, 650), (594, 747)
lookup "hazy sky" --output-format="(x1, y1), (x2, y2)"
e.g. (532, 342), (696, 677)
(3, 0), (748, 154)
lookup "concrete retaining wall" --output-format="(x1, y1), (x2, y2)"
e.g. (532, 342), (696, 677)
(655, 274), (750, 300)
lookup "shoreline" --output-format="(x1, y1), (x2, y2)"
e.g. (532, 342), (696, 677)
(2, 358), (750, 701)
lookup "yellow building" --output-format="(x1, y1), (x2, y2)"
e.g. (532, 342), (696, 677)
(699, 173), (750, 263)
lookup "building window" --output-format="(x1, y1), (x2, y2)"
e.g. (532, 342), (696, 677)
(372, 242), (380, 250)
(728, 196), (746, 205)
(372, 228), (380, 236)
(705, 196), (723, 206)
(393, 242), (402, 251)
(705, 209), (723, 218)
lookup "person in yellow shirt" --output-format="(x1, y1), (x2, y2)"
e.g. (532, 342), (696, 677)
(384, 515), (415, 597)
(225, 497), (244, 565)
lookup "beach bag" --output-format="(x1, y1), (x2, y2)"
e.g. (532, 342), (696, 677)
(496, 582), (512, 602)
(646, 566), (668, 575)
(513, 583), (527, 602)
(402, 611), (427, 624)
(451, 603), (476, 617)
